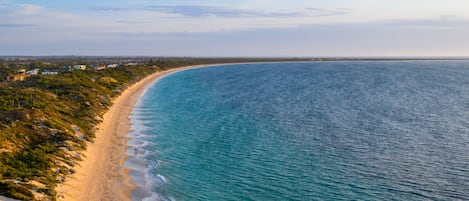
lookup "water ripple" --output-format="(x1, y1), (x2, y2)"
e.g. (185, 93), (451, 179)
(133, 61), (469, 201)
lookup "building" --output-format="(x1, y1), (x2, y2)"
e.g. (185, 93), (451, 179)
(94, 64), (107, 70)
(42, 71), (58, 75)
(26, 68), (39, 75)
(61, 66), (73, 72)
(7, 69), (31, 81)
(73, 65), (87, 70)
(107, 64), (118, 68)
(7, 74), (28, 81)
(126, 62), (138, 66)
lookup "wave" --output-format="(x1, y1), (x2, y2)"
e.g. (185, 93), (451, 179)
(129, 61), (469, 200)
(128, 100), (171, 201)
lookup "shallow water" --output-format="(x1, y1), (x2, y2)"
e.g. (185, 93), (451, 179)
(128, 61), (469, 201)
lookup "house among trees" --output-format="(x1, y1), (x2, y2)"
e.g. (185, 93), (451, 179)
(7, 69), (31, 81)
(91, 63), (118, 70)
(126, 62), (138, 66)
(7, 74), (29, 81)
(62, 66), (73, 71)
(73, 64), (87, 70)
(107, 64), (118, 68)
(17, 69), (26, 74)
(26, 68), (39, 75)
(93, 64), (107, 70)
(42, 71), (58, 75)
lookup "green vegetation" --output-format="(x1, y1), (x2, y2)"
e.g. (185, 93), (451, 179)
(0, 57), (316, 200)
(0, 66), (14, 82)
(0, 60), (184, 200)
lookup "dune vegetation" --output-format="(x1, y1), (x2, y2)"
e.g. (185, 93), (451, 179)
(0, 61), (173, 200)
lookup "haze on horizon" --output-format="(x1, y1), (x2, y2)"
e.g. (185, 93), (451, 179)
(1, 0), (468, 57)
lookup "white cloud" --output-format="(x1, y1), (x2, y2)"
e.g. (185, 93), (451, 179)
(1, 1), (469, 36)
(14, 4), (44, 15)
(83, 5), (352, 33)
(0, 3), (347, 36)
(0, 1), (468, 56)
(0, 0), (10, 8)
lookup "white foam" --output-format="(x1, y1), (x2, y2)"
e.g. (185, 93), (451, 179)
(141, 192), (176, 201)
(127, 75), (178, 201)
(142, 192), (163, 201)
(143, 170), (156, 188)
(140, 141), (150, 147)
(143, 150), (153, 157)
(156, 174), (167, 183)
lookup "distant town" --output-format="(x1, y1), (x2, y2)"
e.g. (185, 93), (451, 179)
(2, 56), (468, 82)
(0, 56), (315, 83)
(0, 56), (162, 82)
(6, 63), (121, 82)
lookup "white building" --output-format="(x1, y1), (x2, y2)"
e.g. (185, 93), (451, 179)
(126, 62), (138, 66)
(73, 65), (87, 70)
(107, 64), (118, 68)
(26, 68), (39, 75)
(42, 71), (58, 75)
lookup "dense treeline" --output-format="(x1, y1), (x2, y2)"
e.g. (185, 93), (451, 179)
(0, 61), (184, 200)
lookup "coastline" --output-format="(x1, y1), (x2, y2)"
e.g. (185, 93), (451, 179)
(55, 65), (210, 201)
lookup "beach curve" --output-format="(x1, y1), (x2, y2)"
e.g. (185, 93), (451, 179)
(55, 65), (210, 201)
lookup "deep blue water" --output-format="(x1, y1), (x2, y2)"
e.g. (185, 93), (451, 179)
(128, 61), (469, 201)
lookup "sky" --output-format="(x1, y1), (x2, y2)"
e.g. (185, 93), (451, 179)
(1, 0), (469, 57)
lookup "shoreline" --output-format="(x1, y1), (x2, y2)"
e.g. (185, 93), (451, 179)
(55, 64), (212, 201)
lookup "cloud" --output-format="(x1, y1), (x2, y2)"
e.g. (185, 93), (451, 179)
(2, 16), (469, 57)
(14, 4), (44, 15)
(93, 5), (348, 18)
(0, 23), (36, 28)
(304, 8), (349, 17)
(1, 3), (103, 29)
(0, 0), (10, 8)
(1, 1), (469, 56)
(381, 17), (469, 29)
(94, 17), (469, 38)
(1, 2), (468, 57)
(84, 5), (350, 33)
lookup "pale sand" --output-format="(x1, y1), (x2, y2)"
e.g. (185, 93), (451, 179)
(56, 65), (210, 201)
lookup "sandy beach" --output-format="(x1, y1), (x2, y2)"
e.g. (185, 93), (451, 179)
(55, 65), (206, 201)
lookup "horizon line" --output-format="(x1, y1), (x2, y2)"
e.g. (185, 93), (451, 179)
(1, 55), (469, 59)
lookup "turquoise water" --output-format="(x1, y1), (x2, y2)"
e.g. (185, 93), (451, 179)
(128, 61), (469, 201)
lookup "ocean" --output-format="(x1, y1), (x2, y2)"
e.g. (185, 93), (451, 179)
(125, 61), (469, 201)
